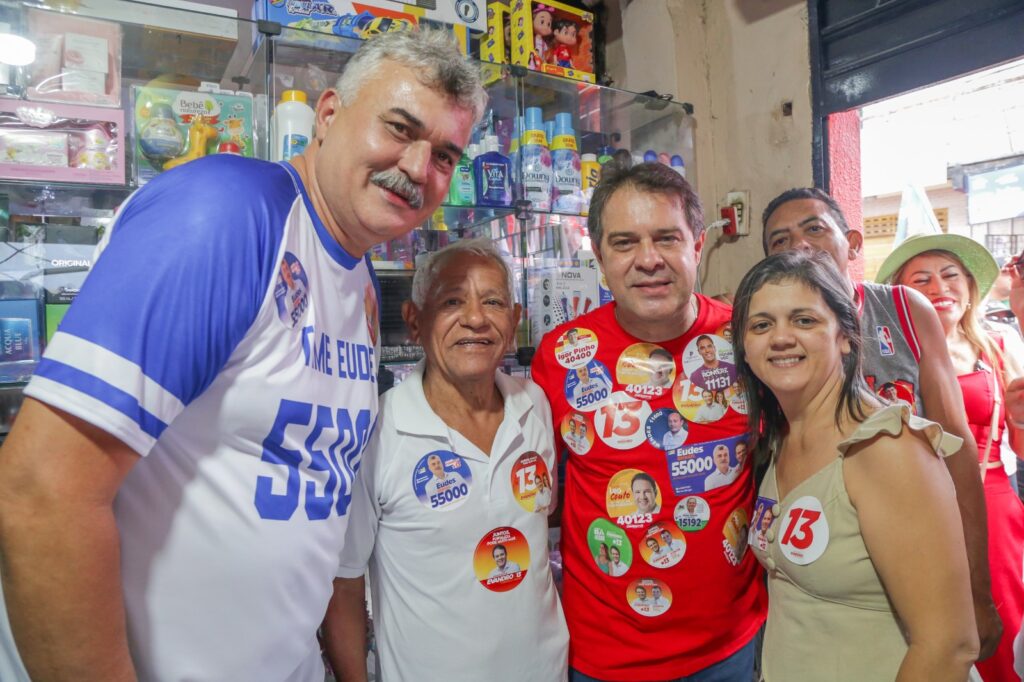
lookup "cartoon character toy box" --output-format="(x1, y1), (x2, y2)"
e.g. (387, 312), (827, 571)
(131, 84), (254, 185)
(511, 0), (594, 83)
(252, 0), (486, 53)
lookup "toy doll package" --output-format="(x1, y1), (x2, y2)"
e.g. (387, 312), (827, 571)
(510, 0), (594, 83)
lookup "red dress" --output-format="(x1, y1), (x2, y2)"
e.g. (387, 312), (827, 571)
(960, 342), (1024, 682)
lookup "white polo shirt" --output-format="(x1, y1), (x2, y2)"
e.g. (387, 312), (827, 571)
(338, 362), (569, 681)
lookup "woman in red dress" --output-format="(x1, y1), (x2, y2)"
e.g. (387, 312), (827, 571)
(880, 234), (1024, 681)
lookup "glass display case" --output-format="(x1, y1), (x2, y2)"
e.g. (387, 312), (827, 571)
(0, 0), (695, 430)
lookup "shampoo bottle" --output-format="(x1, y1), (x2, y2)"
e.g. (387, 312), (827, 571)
(474, 135), (512, 207)
(520, 107), (552, 211)
(270, 90), (314, 162)
(447, 148), (476, 206)
(550, 112), (581, 213)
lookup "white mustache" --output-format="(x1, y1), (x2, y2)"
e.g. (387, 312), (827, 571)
(371, 169), (424, 209)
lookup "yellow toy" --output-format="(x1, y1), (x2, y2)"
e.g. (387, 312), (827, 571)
(163, 115), (219, 171)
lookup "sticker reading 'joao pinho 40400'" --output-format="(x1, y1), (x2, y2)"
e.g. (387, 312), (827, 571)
(411, 451), (473, 512)
(474, 526), (530, 592)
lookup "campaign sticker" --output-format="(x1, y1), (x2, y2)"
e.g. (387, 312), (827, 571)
(715, 321), (734, 345)
(606, 469), (662, 527)
(587, 518), (632, 577)
(627, 578), (672, 617)
(722, 507), (750, 566)
(728, 378), (749, 415)
(615, 343), (676, 400)
(646, 408), (689, 451)
(674, 495), (711, 532)
(475, 526), (530, 592)
(564, 360), (613, 413)
(561, 412), (594, 455)
(273, 252), (310, 327)
(593, 391), (653, 450)
(682, 334), (737, 394)
(412, 450), (473, 511)
(751, 495), (778, 553)
(510, 452), (554, 514)
(779, 495), (829, 566)
(674, 379), (728, 425)
(664, 434), (748, 495)
(639, 523), (686, 569)
(554, 327), (599, 369)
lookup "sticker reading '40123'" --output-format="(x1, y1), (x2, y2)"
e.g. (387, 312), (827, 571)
(411, 451), (473, 512)
(615, 342), (676, 400)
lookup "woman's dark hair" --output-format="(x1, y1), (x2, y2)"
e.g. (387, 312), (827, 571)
(731, 251), (870, 480)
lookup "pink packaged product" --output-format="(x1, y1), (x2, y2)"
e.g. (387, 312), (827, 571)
(26, 8), (122, 108)
(0, 100), (125, 184)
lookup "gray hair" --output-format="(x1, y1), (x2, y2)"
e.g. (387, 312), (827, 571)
(336, 28), (488, 124)
(411, 238), (515, 308)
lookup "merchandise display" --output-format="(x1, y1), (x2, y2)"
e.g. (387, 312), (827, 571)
(132, 84), (254, 184)
(25, 9), (122, 107)
(0, 99), (124, 184)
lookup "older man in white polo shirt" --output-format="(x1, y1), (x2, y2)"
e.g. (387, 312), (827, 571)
(323, 238), (569, 681)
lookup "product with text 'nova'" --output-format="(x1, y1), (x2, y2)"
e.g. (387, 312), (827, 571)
(520, 107), (552, 211)
(473, 134), (512, 207)
(270, 90), (314, 162)
(550, 112), (581, 213)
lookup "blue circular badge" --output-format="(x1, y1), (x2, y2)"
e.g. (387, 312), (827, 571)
(412, 450), (473, 511)
(563, 359), (612, 413)
(645, 408), (689, 451)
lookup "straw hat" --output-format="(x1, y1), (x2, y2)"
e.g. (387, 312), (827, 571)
(874, 233), (999, 298)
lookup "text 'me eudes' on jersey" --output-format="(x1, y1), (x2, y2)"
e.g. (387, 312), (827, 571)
(532, 297), (766, 681)
(9, 155), (381, 681)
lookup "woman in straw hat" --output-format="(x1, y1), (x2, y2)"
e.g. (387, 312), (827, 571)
(878, 234), (1024, 682)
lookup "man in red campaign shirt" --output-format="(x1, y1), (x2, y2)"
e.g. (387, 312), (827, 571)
(532, 162), (766, 681)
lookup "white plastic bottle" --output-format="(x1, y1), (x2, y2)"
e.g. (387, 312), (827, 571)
(270, 90), (314, 162)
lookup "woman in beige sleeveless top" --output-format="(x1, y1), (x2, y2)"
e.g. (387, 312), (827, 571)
(732, 250), (978, 682)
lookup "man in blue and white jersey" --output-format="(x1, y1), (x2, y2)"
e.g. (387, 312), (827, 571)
(0, 29), (484, 682)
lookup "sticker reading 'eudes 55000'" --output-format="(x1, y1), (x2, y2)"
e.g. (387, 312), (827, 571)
(411, 450), (473, 511)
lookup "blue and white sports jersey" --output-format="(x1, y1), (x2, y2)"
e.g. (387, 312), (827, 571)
(14, 155), (380, 681)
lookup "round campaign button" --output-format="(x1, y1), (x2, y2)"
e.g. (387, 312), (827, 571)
(510, 452), (553, 514)
(593, 391), (653, 450)
(627, 578), (672, 617)
(673, 495), (711, 532)
(646, 408), (689, 451)
(715, 321), (734, 345)
(639, 522), (686, 569)
(273, 252), (310, 328)
(587, 518), (632, 578)
(673, 378), (728, 425)
(615, 342), (676, 400)
(606, 469), (662, 528)
(722, 507), (750, 566)
(681, 333), (737, 393)
(554, 327), (599, 369)
(412, 451), (473, 512)
(564, 360), (613, 413)
(779, 495), (830, 565)
(475, 526), (530, 592)
(561, 412), (594, 455)
(728, 379), (749, 416)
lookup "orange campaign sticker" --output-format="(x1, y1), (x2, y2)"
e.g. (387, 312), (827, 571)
(474, 527), (530, 592)
(554, 326), (599, 369)
(561, 411), (594, 455)
(606, 468), (663, 528)
(510, 452), (554, 514)
(722, 507), (751, 567)
(627, 578), (672, 617)
(615, 342), (676, 400)
(639, 522), (686, 569)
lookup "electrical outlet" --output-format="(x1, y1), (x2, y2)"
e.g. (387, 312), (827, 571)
(725, 191), (750, 236)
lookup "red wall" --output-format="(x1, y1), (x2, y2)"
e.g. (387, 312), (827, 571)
(828, 110), (863, 281)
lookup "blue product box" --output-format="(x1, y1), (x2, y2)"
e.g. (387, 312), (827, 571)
(252, 0), (484, 53)
(0, 298), (41, 383)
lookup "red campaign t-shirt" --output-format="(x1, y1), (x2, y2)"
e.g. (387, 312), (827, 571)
(532, 297), (767, 681)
